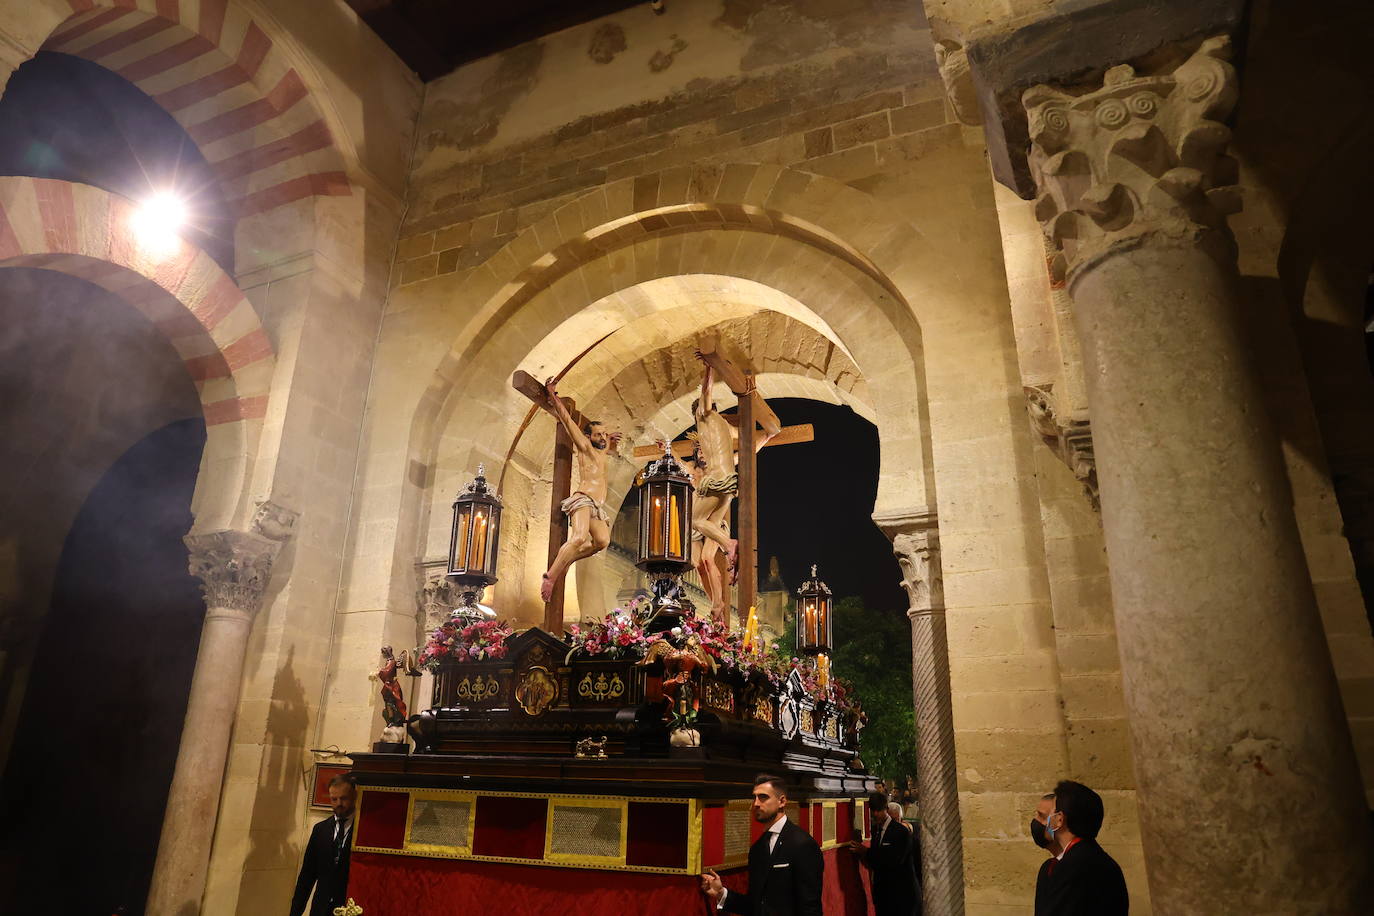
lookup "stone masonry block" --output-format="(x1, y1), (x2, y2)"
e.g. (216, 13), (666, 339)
(395, 233), (433, 260)
(1065, 718), (1137, 790)
(832, 112), (891, 151)
(890, 99), (947, 135)
(801, 144), (877, 183)
(400, 254), (439, 285)
(955, 730), (1068, 795)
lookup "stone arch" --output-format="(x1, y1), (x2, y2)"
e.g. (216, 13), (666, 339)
(0, 175), (273, 530)
(398, 164), (968, 622)
(8, 0), (354, 268)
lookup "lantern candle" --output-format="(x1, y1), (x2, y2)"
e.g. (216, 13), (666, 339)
(650, 495), (664, 555)
(817, 652), (830, 688)
(472, 509), (488, 566)
(669, 492), (682, 557)
(804, 601), (818, 645)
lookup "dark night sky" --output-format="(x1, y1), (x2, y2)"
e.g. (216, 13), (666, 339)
(740, 398), (907, 615)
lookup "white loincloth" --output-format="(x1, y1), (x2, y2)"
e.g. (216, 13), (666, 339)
(561, 491), (609, 522)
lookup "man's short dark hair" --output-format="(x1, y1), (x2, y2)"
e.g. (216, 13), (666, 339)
(868, 791), (888, 810)
(754, 773), (787, 797)
(1053, 780), (1104, 839)
(582, 420), (603, 437)
(328, 773), (357, 792)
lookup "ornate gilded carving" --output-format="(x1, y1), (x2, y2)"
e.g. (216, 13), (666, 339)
(1025, 384), (1099, 510)
(752, 696), (774, 726)
(184, 529), (285, 616)
(576, 671), (625, 703)
(799, 708), (815, 735)
(1024, 36), (1242, 287)
(515, 665), (558, 716)
(702, 678), (734, 712)
(455, 674), (502, 704)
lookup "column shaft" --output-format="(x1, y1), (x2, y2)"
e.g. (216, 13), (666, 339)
(1075, 242), (1373, 912)
(908, 605), (963, 915)
(146, 608), (253, 915)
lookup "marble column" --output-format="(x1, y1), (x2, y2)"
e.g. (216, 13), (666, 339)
(1025, 36), (1372, 912)
(146, 504), (296, 916)
(881, 509), (963, 916)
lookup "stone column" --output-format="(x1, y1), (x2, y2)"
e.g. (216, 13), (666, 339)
(146, 504), (295, 916)
(881, 509), (963, 916)
(1025, 37), (1372, 912)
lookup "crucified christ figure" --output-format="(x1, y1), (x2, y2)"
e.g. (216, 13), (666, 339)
(690, 349), (781, 619)
(539, 377), (621, 602)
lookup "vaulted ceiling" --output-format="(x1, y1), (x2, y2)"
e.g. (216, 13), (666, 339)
(346, 0), (650, 81)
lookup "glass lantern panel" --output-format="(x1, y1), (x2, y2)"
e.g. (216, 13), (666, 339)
(484, 510), (501, 577)
(803, 599), (819, 647)
(471, 507), (489, 570)
(649, 484), (665, 557)
(452, 506), (472, 571)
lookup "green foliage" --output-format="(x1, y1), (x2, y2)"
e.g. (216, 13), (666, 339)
(777, 597), (916, 783)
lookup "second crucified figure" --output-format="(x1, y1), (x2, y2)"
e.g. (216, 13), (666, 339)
(690, 349), (781, 620)
(540, 377), (622, 603)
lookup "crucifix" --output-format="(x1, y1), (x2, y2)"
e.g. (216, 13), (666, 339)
(632, 345), (813, 624)
(511, 369), (621, 634)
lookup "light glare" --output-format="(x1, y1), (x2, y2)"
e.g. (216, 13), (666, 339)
(130, 192), (187, 255)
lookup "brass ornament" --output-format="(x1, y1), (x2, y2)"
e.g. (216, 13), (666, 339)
(577, 671), (625, 703)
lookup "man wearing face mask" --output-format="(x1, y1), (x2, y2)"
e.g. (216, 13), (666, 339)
(1030, 792), (1062, 911)
(1033, 780), (1128, 916)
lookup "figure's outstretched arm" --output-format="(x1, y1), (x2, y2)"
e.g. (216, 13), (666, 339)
(544, 377), (590, 451)
(694, 350), (715, 415)
(752, 391), (782, 453)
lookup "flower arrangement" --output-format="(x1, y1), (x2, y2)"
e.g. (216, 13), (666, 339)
(415, 604), (859, 719)
(565, 601), (654, 660)
(418, 618), (514, 669)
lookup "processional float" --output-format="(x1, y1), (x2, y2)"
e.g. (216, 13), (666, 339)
(343, 343), (876, 914)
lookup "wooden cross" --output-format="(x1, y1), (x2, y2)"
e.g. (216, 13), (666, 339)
(631, 345), (811, 625)
(512, 369), (590, 634)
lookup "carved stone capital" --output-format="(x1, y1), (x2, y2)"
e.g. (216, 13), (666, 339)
(874, 508), (943, 617)
(1024, 35), (1242, 287)
(935, 40), (981, 126)
(1025, 385), (1099, 510)
(419, 573), (463, 632)
(184, 530), (284, 616)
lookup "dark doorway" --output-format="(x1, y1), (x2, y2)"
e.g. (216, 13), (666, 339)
(0, 417), (207, 914)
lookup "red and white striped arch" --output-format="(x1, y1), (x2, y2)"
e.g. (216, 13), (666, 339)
(40, 0), (350, 221)
(0, 176), (273, 526)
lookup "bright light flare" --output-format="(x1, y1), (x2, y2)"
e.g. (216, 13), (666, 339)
(130, 192), (188, 256)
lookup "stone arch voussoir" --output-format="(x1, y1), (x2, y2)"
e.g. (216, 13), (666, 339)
(18, 0), (353, 252)
(0, 176), (273, 529)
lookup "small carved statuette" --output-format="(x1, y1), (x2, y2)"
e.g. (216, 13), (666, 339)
(575, 735), (609, 758)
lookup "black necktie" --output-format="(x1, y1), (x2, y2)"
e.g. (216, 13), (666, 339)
(333, 819), (349, 863)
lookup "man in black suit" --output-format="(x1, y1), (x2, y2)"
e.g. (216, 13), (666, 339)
(851, 792), (919, 915)
(701, 774), (824, 916)
(1034, 780), (1129, 916)
(290, 773), (356, 916)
